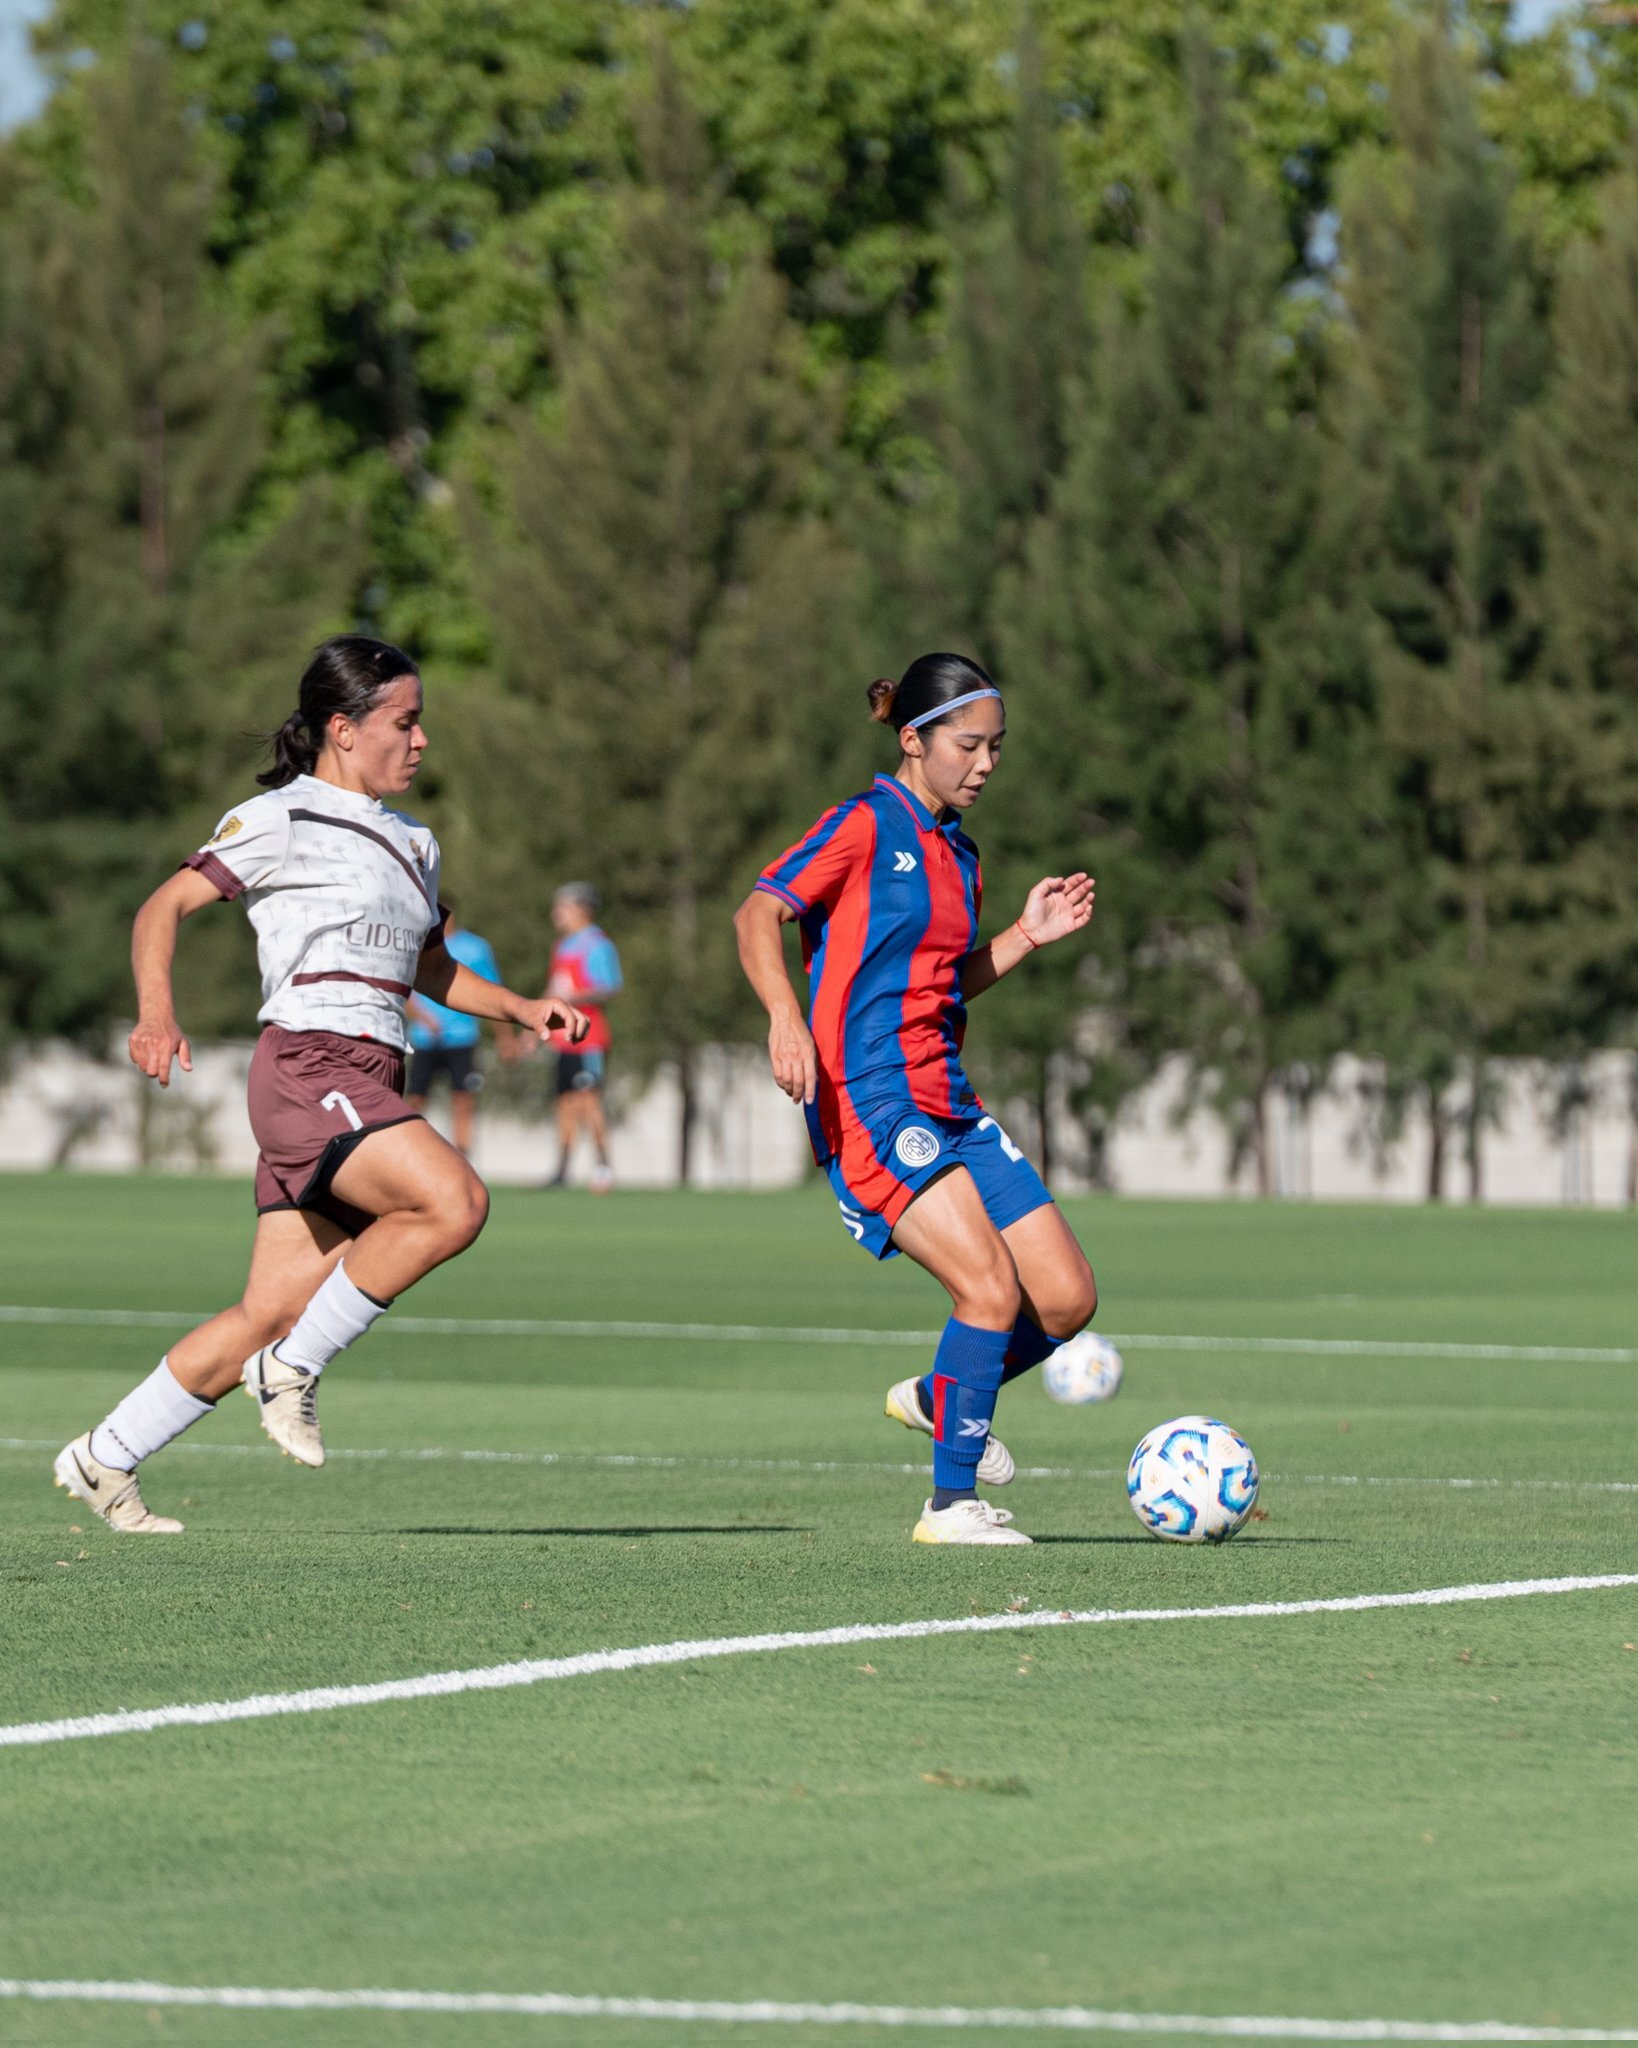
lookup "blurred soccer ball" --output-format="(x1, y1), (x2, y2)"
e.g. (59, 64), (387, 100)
(1042, 1332), (1124, 1405)
(1126, 1415), (1259, 1544)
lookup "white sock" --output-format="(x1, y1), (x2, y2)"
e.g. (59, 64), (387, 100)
(273, 1261), (390, 1377)
(90, 1359), (214, 1473)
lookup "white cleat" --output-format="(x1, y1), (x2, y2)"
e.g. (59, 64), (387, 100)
(53, 1433), (183, 1534)
(912, 1497), (1033, 1546)
(243, 1345), (325, 1467)
(885, 1375), (1015, 1486)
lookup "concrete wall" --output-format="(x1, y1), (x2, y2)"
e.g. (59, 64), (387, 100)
(1, 1040), (1632, 1206)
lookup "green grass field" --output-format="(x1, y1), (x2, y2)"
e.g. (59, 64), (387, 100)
(1, 1173), (1635, 2046)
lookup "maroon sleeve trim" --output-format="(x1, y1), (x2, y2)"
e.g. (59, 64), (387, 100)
(181, 851), (246, 901)
(423, 902), (451, 950)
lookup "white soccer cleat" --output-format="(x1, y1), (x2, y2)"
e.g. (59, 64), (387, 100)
(885, 1375), (1015, 1486)
(53, 1433), (183, 1534)
(243, 1345), (325, 1467)
(912, 1497), (1033, 1546)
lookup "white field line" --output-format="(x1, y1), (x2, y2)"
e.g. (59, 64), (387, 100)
(1, 1980), (1636, 2040)
(2, 1575), (1634, 1752)
(2, 1303), (1634, 1364)
(6, 1436), (1637, 1496)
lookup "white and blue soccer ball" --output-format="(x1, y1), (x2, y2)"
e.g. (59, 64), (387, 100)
(1042, 1332), (1124, 1405)
(1126, 1415), (1259, 1544)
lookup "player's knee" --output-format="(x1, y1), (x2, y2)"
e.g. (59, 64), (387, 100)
(1036, 1261), (1097, 1340)
(958, 1252), (1020, 1331)
(420, 1165), (488, 1256)
(447, 1172), (489, 1252)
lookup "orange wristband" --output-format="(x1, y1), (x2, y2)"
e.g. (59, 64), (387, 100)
(1014, 921), (1039, 952)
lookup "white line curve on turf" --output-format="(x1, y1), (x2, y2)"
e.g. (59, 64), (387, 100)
(0, 1978), (1634, 2038)
(7, 1437), (1637, 1495)
(2, 1303), (1634, 1363)
(2, 1575), (1633, 1751)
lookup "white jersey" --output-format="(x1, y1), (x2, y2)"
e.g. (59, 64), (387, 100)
(185, 774), (444, 1051)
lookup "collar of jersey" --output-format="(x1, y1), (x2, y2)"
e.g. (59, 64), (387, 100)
(293, 772), (385, 816)
(875, 773), (950, 836)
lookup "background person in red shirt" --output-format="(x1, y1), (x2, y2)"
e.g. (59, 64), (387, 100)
(543, 882), (622, 1192)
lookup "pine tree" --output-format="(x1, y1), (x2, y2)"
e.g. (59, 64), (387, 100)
(1528, 166), (1638, 1206)
(891, 12), (1092, 1181)
(1328, 16), (1548, 1201)
(998, 27), (1340, 1193)
(0, 45), (359, 1044)
(477, 48), (861, 1182)
(931, 12), (1088, 652)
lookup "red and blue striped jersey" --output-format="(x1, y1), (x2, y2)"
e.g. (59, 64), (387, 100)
(756, 774), (984, 1154)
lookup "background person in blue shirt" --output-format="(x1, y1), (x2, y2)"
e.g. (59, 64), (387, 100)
(406, 900), (506, 1159)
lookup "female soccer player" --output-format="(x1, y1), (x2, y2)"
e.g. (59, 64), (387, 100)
(54, 635), (587, 1533)
(734, 653), (1096, 1546)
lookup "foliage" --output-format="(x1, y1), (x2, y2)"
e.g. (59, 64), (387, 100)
(1327, 19), (1550, 1200)
(474, 50), (861, 1180)
(0, 46), (357, 1046)
(3, 2), (1638, 1195)
(998, 28), (1335, 1191)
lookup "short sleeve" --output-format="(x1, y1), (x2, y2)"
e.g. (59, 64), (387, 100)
(584, 936), (622, 992)
(181, 798), (290, 900)
(756, 800), (873, 918)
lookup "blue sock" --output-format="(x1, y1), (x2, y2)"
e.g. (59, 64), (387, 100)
(927, 1318), (1010, 1502)
(918, 1314), (1061, 1417)
(1000, 1314), (1062, 1387)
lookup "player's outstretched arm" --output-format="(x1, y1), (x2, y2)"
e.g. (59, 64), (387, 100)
(414, 951), (588, 1048)
(960, 872), (1095, 1001)
(733, 888), (818, 1106)
(128, 868), (224, 1086)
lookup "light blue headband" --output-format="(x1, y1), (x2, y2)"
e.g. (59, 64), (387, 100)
(903, 686), (1003, 732)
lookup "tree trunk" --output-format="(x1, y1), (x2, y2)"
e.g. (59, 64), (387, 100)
(1251, 1081), (1271, 1197)
(1466, 1059), (1485, 1205)
(1627, 1055), (1638, 1208)
(675, 1046), (694, 1189)
(1427, 1093), (1446, 1204)
(1036, 1061), (1053, 1190)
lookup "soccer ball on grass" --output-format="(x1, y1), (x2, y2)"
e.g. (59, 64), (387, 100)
(1042, 1332), (1124, 1405)
(1126, 1415), (1259, 1543)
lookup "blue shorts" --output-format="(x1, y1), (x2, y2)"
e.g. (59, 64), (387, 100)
(824, 1105), (1052, 1260)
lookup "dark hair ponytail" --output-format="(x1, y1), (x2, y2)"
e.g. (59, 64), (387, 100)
(258, 634), (418, 788)
(866, 652), (997, 736)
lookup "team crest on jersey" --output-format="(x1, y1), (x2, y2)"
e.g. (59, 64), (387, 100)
(411, 841), (428, 871)
(895, 1125), (941, 1169)
(209, 815), (243, 844)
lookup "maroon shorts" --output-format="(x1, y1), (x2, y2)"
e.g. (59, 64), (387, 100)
(248, 1026), (421, 1235)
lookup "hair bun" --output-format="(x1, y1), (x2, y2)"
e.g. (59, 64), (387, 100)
(866, 676), (898, 724)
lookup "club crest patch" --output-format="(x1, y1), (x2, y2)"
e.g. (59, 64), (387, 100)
(895, 1125), (941, 1169)
(209, 815), (243, 844)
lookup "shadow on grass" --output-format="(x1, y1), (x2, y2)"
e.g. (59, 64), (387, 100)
(1030, 1532), (1345, 1546)
(394, 1523), (810, 1538)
